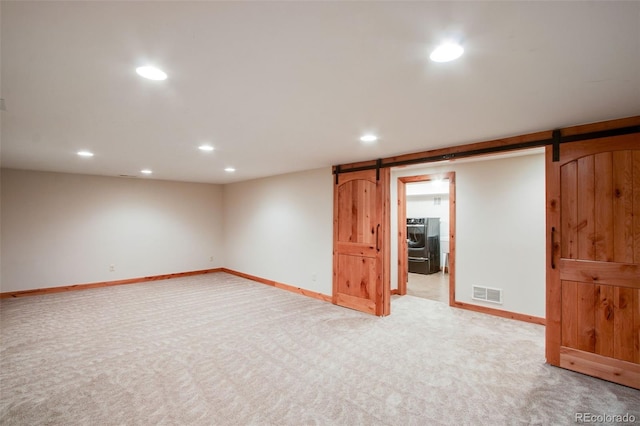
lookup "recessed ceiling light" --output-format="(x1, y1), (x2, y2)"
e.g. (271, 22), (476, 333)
(77, 150), (94, 157)
(360, 134), (378, 143)
(198, 145), (214, 152)
(224, 167), (236, 173)
(430, 42), (464, 63)
(135, 66), (167, 81)
(140, 169), (153, 175)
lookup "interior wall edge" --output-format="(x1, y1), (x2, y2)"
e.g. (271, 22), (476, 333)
(222, 268), (332, 303)
(452, 301), (546, 325)
(0, 268), (223, 299)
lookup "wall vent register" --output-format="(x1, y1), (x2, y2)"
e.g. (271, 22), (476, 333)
(472, 285), (503, 304)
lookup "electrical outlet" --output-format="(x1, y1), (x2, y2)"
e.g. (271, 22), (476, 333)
(210, 256), (214, 262)
(311, 273), (317, 282)
(109, 264), (115, 272)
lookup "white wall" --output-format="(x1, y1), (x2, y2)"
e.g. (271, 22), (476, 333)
(2, 156), (544, 318)
(0, 169), (224, 292)
(223, 167), (333, 295)
(391, 152), (546, 318)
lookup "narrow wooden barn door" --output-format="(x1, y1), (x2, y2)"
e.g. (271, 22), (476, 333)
(333, 168), (390, 316)
(546, 133), (640, 389)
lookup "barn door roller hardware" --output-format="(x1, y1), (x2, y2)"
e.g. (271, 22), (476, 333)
(332, 159), (383, 182)
(552, 129), (561, 162)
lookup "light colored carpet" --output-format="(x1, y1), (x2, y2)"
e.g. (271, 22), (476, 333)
(1, 272), (638, 425)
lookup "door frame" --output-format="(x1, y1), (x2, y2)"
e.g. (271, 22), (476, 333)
(397, 172), (456, 305)
(333, 117), (639, 324)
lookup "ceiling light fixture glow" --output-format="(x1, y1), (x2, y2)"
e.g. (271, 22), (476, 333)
(360, 134), (378, 143)
(198, 145), (214, 152)
(136, 66), (167, 81)
(77, 150), (94, 157)
(140, 169), (153, 175)
(224, 167), (236, 173)
(430, 42), (464, 63)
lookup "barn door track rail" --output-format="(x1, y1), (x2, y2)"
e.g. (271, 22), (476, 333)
(333, 120), (640, 181)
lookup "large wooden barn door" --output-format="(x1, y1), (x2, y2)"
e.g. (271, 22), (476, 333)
(333, 168), (390, 316)
(546, 133), (640, 389)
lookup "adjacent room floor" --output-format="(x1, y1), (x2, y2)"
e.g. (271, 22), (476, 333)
(407, 271), (449, 304)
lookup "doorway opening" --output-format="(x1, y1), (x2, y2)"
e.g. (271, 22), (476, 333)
(397, 173), (455, 305)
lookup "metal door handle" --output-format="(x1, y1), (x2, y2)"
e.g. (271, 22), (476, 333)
(551, 227), (556, 269)
(376, 224), (380, 251)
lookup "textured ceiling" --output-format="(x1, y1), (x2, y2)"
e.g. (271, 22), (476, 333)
(2, 1), (639, 184)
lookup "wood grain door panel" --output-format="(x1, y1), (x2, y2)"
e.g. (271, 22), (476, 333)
(333, 169), (389, 316)
(336, 179), (377, 247)
(547, 133), (640, 389)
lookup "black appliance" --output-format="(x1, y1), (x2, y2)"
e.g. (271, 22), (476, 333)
(407, 217), (440, 275)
